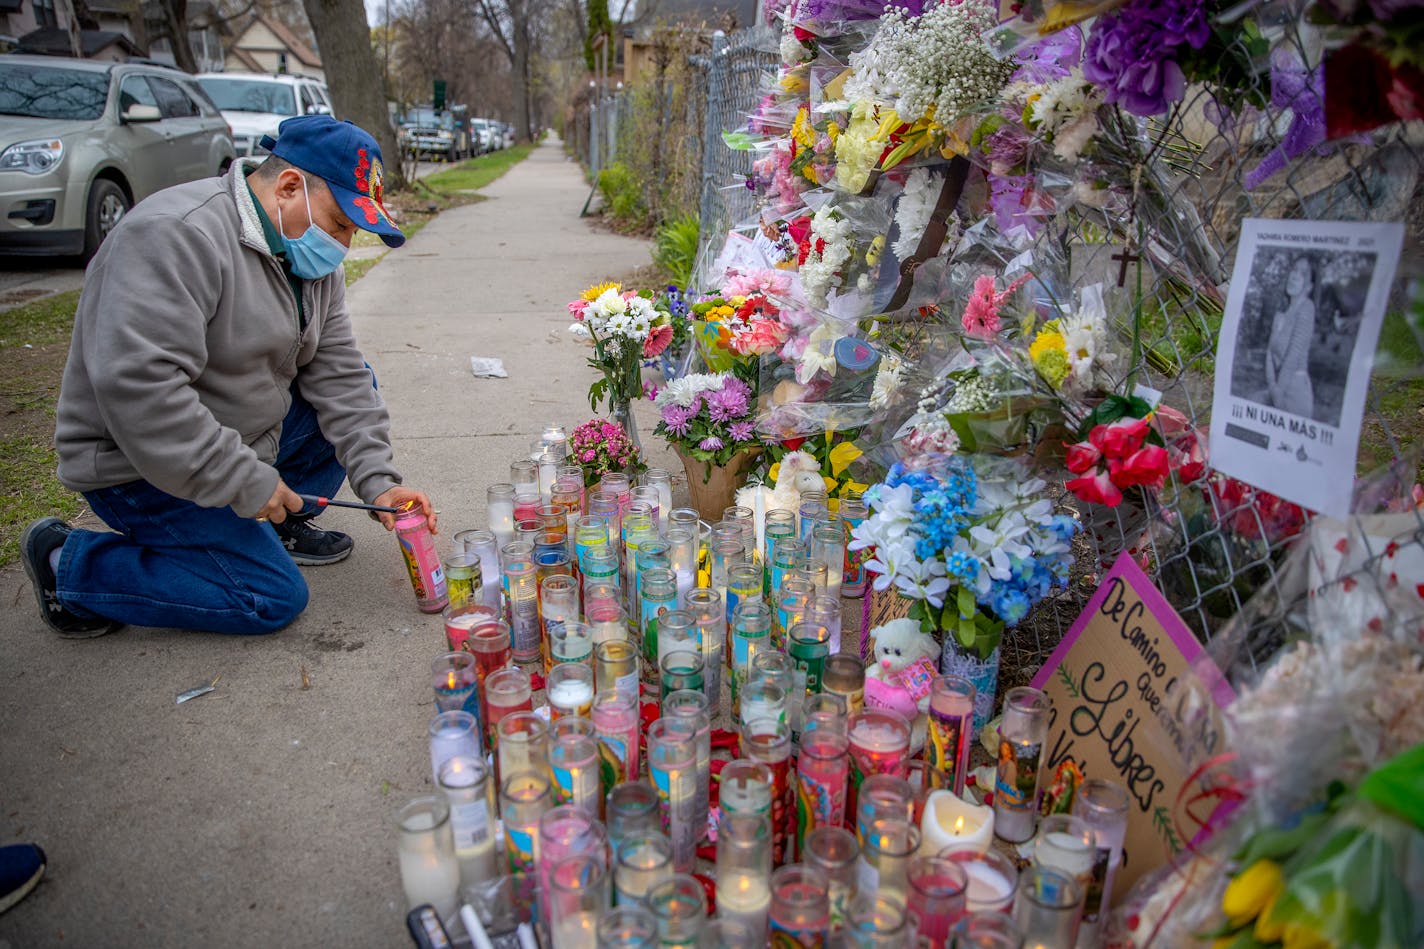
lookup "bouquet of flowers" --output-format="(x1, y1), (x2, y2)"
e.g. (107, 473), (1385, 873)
(690, 270), (795, 372)
(849, 452), (1079, 659)
(568, 419), (643, 487)
(568, 282), (681, 413)
(653, 371), (766, 479)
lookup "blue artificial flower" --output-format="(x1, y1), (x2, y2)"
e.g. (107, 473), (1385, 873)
(992, 588), (1031, 625)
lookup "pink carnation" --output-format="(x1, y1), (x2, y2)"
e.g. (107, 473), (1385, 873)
(723, 268), (791, 298)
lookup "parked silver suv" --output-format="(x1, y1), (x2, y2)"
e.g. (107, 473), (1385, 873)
(0, 55), (235, 259)
(197, 72), (333, 158)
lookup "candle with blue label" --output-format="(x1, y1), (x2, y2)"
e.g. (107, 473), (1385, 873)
(433, 652), (480, 722)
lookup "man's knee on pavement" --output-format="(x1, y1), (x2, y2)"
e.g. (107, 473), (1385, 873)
(245, 570), (310, 633)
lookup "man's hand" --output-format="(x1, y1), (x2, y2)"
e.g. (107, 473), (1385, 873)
(373, 486), (437, 533)
(257, 480), (304, 524)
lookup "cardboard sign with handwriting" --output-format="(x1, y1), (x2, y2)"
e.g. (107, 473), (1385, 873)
(1030, 555), (1234, 897)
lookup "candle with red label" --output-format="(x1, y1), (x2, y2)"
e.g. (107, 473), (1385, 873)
(845, 709), (911, 836)
(795, 728), (849, 861)
(741, 717), (793, 866)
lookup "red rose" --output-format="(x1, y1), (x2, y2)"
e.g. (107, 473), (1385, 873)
(782, 437), (806, 451)
(1091, 415), (1151, 459)
(1108, 445), (1169, 490)
(1067, 470), (1123, 507)
(1064, 440), (1101, 475)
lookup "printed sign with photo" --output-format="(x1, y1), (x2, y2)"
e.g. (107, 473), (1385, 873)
(1209, 218), (1404, 518)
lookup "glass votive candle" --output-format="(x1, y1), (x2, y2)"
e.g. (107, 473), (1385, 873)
(740, 716), (793, 866)
(725, 563), (764, 625)
(770, 538), (807, 597)
(437, 754), (497, 889)
(631, 485), (661, 531)
(804, 691), (848, 736)
(642, 468), (673, 531)
(582, 546), (621, 598)
(1072, 778), (1130, 941)
(495, 709), (548, 789)
(751, 649), (794, 694)
(846, 709), (912, 835)
(764, 510), (796, 566)
(515, 517), (542, 548)
(788, 618), (831, 701)
(394, 795), (460, 920)
(597, 904), (659, 948)
(823, 655), (866, 717)
(537, 804), (605, 931)
(483, 666), (532, 751)
(941, 848), (1019, 915)
(803, 826), (860, 934)
(552, 619), (595, 668)
(721, 504), (756, 561)
(845, 891), (911, 948)
(639, 567), (679, 675)
(907, 855), (969, 946)
(805, 595), (843, 656)
(668, 506), (700, 533)
(774, 576), (816, 650)
(443, 600), (500, 653)
(662, 690), (712, 844)
(660, 649), (705, 700)
(858, 817), (920, 902)
(838, 495), (869, 597)
(548, 662), (596, 719)
(665, 526), (698, 602)
(467, 619), (512, 738)
(740, 680), (787, 730)
(952, 911), (1026, 948)
(994, 687), (1051, 844)
(717, 759), (774, 820)
(486, 483), (516, 548)
(540, 574), (581, 668)
(715, 812), (772, 939)
(600, 471), (631, 506)
(709, 536), (744, 602)
(606, 781), (662, 851)
(549, 853), (610, 949)
(769, 864), (830, 945)
(548, 716), (601, 816)
(795, 726), (850, 859)
(429, 710), (480, 784)
(646, 874), (708, 949)
(926, 675), (976, 796)
(1012, 866), (1082, 949)
(793, 558), (829, 602)
(511, 459), (539, 505)
(614, 831), (675, 907)
(855, 774), (916, 843)
(500, 771), (552, 879)
(811, 523), (845, 600)
(730, 601), (772, 718)
(682, 587), (724, 716)
(657, 608), (701, 670)
(500, 543), (540, 664)
(443, 551), (481, 609)
(433, 651), (479, 717)
(588, 491), (622, 545)
(646, 717), (700, 870)
(592, 683), (637, 792)
(699, 918), (757, 948)
(594, 639), (640, 702)
(586, 596), (628, 647)
(797, 495), (829, 540)
(1033, 814), (1096, 899)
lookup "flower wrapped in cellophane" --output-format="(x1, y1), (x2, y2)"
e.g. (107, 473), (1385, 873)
(567, 282), (684, 413)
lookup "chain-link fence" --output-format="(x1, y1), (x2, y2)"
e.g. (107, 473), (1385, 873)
(666, 15), (1423, 687)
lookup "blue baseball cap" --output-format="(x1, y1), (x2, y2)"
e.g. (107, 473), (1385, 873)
(260, 115), (405, 248)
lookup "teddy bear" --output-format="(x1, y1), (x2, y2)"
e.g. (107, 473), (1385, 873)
(734, 449), (825, 554)
(863, 617), (942, 754)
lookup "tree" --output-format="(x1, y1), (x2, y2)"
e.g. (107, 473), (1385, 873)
(150, 0), (199, 72)
(583, 0), (607, 72)
(471, 0), (550, 142)
(301, 0), (407, 187)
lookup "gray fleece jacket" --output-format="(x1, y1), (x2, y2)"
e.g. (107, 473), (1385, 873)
(55, 159), (402, 518)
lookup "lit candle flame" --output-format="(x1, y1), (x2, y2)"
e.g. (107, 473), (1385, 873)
(447, 671), (457, 690)
(955, 816), (965, 834)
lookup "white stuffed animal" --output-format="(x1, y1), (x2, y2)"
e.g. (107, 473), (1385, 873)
(863, 617), (942, 753)
(734, 450), (825, 553)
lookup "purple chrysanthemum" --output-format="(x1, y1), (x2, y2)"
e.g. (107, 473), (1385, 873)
(728, 420), (756, 442)
(661, 405), (695, 437)
(707, 380), (751, 420)
(699, 436), (724, 452)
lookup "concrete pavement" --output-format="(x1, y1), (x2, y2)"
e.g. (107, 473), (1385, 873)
(0, 138), (663, 947)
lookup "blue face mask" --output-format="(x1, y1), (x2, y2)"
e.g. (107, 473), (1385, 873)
(276, 177), (348, 279)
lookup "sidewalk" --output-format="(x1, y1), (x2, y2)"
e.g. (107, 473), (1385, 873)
(0, 138), (654, 948)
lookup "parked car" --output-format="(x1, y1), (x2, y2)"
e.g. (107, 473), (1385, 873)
(469, 118), (495, 154)
(502, 123), (516, 148)
(399, 106), (471, 162)
(196, 72), (332, 158)
(0, 55), (235, 259)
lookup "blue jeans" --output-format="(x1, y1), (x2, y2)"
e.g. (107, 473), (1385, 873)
(56, 387), (347, 634)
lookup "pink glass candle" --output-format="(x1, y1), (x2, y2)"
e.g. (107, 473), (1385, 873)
(443, 601), (500, 652)
(592, 689), (640, 788)
(907, 855), (969, 948)
(484, 667), (533, 765)
(845, 709), (911, 836)
(795, 728), (850, 862)
(467, 620), (512, 743)
(769, 864), (830, 947)
(536, 804), (604, 933)
(925, 675), (976, 796)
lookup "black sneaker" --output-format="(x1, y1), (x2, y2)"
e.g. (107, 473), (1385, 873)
(273, 517), (354, 565)
(20, 518), (125, 639)
(0, 843), (45, 915)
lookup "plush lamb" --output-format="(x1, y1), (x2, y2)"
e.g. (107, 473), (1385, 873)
(734, 450), (825, 554)
(863, 617), (942, 753)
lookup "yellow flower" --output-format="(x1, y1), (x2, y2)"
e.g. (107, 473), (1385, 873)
(827, 121), (841, 144)
(730, 296), (747, 307)
(1282, 925), (1332, 949)
(792, 106), (816, 151)
(866, 235), (885, 267)
(1222, 860), (1284, 927)
(827, 441), (863, 477)
(1029, 330), (1066, 364)
(581, 281), (619, 301)
(1254, 889), (1285, 943)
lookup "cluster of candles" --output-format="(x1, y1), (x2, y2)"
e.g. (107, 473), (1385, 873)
(392, 427), (1133, 948)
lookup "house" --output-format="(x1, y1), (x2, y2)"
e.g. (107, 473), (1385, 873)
(223, 11), (322, 81)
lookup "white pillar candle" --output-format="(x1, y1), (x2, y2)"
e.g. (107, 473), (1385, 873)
(920, 790), (995, 856)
